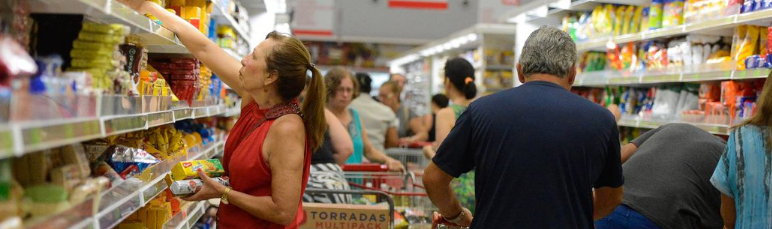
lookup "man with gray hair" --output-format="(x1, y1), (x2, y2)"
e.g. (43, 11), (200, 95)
(424, 26), (624, 228)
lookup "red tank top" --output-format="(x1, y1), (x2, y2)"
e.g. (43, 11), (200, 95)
(219, 99), (311, 229)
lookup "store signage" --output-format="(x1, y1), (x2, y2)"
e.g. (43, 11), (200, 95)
(300, 203), (390, 229)
(388, 0), (448, 10)
(292, 0), (334, 36)
(502, 0), (520, 5)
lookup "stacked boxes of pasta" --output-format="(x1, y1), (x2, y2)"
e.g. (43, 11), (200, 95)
(68, 22), (133, 95)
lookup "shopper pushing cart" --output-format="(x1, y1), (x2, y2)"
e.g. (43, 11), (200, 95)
(424, 26), (624, 228)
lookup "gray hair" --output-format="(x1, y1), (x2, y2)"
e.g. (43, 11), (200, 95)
(519, 26), (577, 78)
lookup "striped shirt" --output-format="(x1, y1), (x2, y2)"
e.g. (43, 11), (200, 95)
(710, 125), (772, 229)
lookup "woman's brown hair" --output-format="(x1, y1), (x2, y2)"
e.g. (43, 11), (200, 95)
(324, 66), (359, 100)
(740, 76), (772, 150)
(264, 31), (326, 151)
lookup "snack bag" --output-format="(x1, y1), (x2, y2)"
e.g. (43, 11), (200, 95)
(649, 0), (664, 30)
(614, 6), (626, 36)
(171, 159), (224, 180)
(622, 6), (635, 34)
(641, 7), (651, 32)
(735, 26), (759, 70)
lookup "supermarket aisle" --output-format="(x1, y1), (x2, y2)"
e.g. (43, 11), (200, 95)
(4, 0), (772, 228)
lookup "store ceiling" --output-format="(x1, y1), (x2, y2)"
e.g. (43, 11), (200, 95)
(289, 0), (480, 45)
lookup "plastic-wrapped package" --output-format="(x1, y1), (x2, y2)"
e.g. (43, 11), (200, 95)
(649, 0), (664, 30)
(0, 35), (37, 87)
(106, 145), (159, 178)
(651, 85), (681, 119)
(734, 25), (759, 70)
(663, 0), (684, 27)
(169, 177), (229, 196)
(614, 6), (626, 36)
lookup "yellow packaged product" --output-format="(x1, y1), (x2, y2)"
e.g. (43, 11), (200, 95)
(70, 48), (114, 59)
(73, 40), (116, 50)
(622, 6), (635, 34)
(82, 23), (128, 35)
(181, 6), (202, 20)
(631, 6), (643, 34)
(71, 58), (120, 69)
(734, 25), (758, 70)
(614, 6), (625, 36)
(78, 31), (124, 44)
(170, 0), (185, 7)
(188, 0), (206, 9)
(171, 159), (225, 180)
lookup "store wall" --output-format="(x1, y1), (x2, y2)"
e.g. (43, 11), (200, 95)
(332, 0), (479, 44)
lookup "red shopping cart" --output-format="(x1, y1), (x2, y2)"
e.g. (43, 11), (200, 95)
(341, 164), (435, 228)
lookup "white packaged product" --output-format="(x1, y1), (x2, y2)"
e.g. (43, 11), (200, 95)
(170, 177), (230, 196)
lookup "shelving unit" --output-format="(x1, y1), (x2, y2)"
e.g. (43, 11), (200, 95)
(22, 140), (225, 229)
(30, 0), (189, 54)
(495, 0), (772, 134)
(210, 0), (254, 48)
(3, 100), (238, 160)
(572, 8), (772, 52)
(618, 117), (730, 135)
(575, 68), (771, 86)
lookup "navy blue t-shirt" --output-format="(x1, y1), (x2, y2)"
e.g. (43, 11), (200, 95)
(432, 81), (623, 229)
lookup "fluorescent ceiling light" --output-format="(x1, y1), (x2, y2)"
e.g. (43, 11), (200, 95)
(275, 23), (291, 34)
(466, 33), (478, 42)
(264, 0), (287, 13)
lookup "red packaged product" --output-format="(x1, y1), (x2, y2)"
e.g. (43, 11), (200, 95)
(171, 69), (196, 75)
(767, 27), (772, 56)
(171, 58), (197, 64)
(150, 62), (172, 69)
(170, 62), (197, 69)
(170, 74), (197, 81)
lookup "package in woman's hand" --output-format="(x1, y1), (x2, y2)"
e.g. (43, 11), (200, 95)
(171, 159), (224, 180)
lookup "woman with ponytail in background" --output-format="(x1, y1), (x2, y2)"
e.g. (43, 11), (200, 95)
(423, 57), (478, 213)
(118, 1), (326, 228)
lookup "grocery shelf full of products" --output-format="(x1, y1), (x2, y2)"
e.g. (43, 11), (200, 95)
(0, 0), (244, 228)
(4, 0), (772, 228)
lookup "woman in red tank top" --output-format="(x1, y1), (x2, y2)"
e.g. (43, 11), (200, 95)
(118, 1), (327, 228)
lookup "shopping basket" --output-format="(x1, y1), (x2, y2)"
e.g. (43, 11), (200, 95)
(342, 164), (435, 228)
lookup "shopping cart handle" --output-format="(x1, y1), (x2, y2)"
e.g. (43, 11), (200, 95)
(409, 141), (433, 148)
(341, 163), (389, 172)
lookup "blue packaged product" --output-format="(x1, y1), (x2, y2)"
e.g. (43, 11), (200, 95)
(742, 0), (755, 12)
(766, 54), (772, 68)
(107, 145), (159, 175)
(753, 0), (765, 10)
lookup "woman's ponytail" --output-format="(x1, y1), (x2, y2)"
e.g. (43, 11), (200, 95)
(301, 66), (327, 152)
(464, 80), (477, 99)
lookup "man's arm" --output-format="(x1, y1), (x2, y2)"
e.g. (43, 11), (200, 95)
(720, 194), (736, 229)
(620, 143), (638, 164)
(385, 127), (399, 148)
(593, 186), (623, 220)
(423, 162), (472, 226)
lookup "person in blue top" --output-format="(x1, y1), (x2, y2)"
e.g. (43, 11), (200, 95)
(711, 76), (772, 229)
(324, 66), (404, 172)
